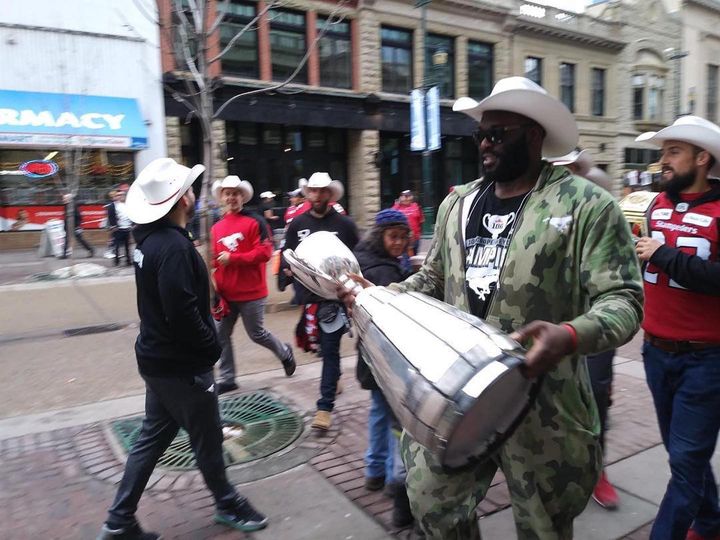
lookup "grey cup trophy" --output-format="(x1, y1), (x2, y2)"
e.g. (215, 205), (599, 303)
(283, 231), (364, 299)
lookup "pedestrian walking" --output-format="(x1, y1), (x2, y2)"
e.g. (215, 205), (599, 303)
(97, 158), (268, 540)
(391, 190), (424, 256)
(634, 116), (720, 540)
(339, 77), (643, 539)
(211, 175), (296, 396)
(283, 186), (305, 226)
(60, 193), (94, 259)
(354, 208), (414, 528)
(552, 148), (620, 510)
(106, 186), (133, 266)
(282, 172), (359, 431)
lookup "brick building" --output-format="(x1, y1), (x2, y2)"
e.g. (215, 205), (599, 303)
(158, 0), (687, 228)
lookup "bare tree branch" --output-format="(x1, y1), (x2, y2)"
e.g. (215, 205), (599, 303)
(132, 0), (159, 26)
(213, 4), (349, 118)
(209, 0), (230, 35)
(209, 0), (279, 64)
(174, 2), (206, 90)
(165, 83), (199, 114)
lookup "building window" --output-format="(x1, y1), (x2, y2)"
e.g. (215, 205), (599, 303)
(467, 41), (493, 99)
(225, 123), (348, 201)
(381, 27), (413, 94)
(426, 33), (455, 99)
(0, 149), (134, 209)
(648, 75), (664, 121)
(591, 68), (606, 116)
(559, 62), (575, 112)
(318, 16), (351, 89)
(632, 74), (645, 120)
(708, 65), (718, 122)
(624, 147), (661, 167)
(218, 1), (258, 78)
(270, 9), (307, 84)
(524, 57), (542, 86)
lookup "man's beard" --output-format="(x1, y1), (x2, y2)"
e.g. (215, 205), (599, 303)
(663, 168), (695, 197)
(481, 134), (531, 184)
(312, 200), (329, 214)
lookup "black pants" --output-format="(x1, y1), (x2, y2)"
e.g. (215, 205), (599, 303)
(587, 349), (615, 452)
(114, 229), (131, 265)
(63, 227), (93, 256)
(107, 371), (239, 526)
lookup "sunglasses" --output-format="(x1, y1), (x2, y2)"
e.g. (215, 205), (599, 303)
(472, 124), (532, 146)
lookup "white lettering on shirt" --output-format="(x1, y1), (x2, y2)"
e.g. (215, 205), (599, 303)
(682, 212), (713, 228)
(651, 208), (673, 220)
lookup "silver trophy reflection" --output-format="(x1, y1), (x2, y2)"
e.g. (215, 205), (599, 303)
(283, 231), (537, 468)
(283, 231), (364, 299)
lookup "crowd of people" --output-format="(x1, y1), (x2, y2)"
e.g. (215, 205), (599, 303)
(94, 75), (719, 540)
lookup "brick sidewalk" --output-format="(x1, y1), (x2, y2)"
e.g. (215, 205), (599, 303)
(0, 357), (661, 539)
(311, 369), (661, 539)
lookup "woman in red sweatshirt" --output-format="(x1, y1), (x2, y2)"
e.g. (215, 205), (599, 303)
(211, 176), (296, 395)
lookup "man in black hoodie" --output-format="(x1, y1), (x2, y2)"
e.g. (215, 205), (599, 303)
(283, 172), (358, 431)
(97, 158), (267, 540)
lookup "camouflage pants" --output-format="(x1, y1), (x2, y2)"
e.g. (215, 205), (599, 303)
(400, 379), (602, 540)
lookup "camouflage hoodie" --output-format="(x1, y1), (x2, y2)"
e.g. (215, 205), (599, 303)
(393, 162), (643, 451)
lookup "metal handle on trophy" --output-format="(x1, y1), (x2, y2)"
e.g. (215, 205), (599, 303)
(338, 273), (365, 297)
(282, 231), (364, 300)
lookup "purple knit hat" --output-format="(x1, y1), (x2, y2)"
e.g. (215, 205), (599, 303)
(375, 208), (409, 228)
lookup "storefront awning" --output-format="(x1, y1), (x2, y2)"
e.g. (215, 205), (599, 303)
(0, 89), (148, 150)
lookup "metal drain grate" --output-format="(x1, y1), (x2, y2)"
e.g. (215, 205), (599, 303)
(111, 391), (303, 470)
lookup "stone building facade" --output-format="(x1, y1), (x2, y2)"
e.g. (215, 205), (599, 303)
(159, 0), (702, 228)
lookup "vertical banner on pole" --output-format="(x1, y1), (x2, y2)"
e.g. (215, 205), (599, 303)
(426, 86), (441, 151)
(410, 89), (427, 151)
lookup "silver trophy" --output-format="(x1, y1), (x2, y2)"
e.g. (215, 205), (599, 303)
(354, 287), (538, 469)
(283, 231), (364, 300)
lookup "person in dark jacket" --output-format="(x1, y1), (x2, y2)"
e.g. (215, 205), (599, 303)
(106, 187), (133, 266)
(282, 172), (359, 431)
(60, 193), (94, 259)
(354, 208), (414, 528)
(97, 158), (268, 540)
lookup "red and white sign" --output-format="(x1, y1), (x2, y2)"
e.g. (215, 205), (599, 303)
(0, 205), (107, 231)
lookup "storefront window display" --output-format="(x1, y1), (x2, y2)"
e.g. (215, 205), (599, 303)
(0, 149), (134, 231)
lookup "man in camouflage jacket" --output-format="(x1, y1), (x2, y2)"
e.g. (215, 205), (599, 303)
(389, 78), (644, 539)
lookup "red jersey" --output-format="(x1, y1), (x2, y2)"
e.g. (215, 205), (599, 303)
(642, 191), (720, 341)
(392, 201), (424, 239)
(211, 212), (273, 302)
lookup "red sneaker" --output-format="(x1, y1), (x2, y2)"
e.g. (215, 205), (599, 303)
(686, 529), (720, 540)
(592, 470), (619, 509)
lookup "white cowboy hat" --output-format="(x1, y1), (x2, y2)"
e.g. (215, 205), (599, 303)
(260, 191), (276, 199)
(550, 149), (594, 177)
(287, 187), (303, 197)
(298, 178), (308, 189)
(453, 76), (578, 157)
(125, 158), (204, 224)
(302, 172), (344, 201)
(635, 115), (720, 177)
(212, 175), (253, 203)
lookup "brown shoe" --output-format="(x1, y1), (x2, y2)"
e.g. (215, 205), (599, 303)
(312, 410), (332, 431)
(365, 475), (385, 491)
(336, 378), (343, 395)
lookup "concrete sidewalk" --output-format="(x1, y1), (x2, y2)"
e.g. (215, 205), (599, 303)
(0, 332), (687, 539)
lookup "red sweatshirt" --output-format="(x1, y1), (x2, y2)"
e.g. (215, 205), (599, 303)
(211, 212), (273, 302)
(392, 201), (424, 240)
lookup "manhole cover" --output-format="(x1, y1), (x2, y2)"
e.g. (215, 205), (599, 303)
(111, 391), (303, 470)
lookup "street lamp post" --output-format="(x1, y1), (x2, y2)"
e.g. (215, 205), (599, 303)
(416, 0), (446, 235)
(665, 48), (688, 119)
